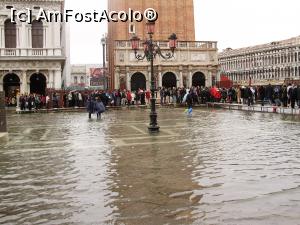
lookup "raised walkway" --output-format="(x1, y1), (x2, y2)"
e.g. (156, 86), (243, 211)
(207, 102), (300, 115)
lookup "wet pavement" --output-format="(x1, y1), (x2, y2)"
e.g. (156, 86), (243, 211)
(0, 108), (300, 225)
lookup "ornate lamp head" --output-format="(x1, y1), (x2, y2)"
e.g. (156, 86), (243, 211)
(168, 33), (178, 51)
(146, 21), (155, 35)
(130, 35), (140, 51)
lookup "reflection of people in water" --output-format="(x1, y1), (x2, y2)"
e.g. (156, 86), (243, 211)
(87, 96), (105, 119)
(186, 91), (193, 116)
(95, 97), (105, 119)
(87, 96), (94, 119)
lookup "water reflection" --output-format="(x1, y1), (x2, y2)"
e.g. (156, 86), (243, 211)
(0, 109), (300, 224)
(107, 142), (201, 224)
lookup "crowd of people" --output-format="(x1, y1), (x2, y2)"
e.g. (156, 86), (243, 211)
(18, 94), (48, 111)
(5, 83), (300, 111)
(15, 92), (90, 111)
(216, 83), (300, 109)
(5, 96), (17, 107)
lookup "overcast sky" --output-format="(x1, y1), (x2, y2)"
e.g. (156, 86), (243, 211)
(66, 0), (300, 64)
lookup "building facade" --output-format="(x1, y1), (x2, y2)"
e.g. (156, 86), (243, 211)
(0, 0), (67, 98)
(70, 64), (105, 90)
(70, 65), (89, 89)
(114, 40), (218, 90)
(219, 36), (300, 86)
(107, 0), (218, 90)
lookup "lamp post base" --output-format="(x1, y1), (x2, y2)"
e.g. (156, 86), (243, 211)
(148, 125), (160, 133)
(148, 99), (159, 133)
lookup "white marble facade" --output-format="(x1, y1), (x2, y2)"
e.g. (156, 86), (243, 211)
(0, 0), (68, 95)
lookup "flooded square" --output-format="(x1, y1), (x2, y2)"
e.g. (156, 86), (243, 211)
(1, 108), (300, 225)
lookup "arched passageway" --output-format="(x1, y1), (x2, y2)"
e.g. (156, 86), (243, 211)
(162, 72), (177, 88)
(131, 72), (146, 91)
(3, 74), (20, 101)
(30, 73), (47, 95)
(192, 72), (206, 87)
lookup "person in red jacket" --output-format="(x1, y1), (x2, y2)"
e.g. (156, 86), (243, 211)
(210, 86), (221, 102)
(126, 91), (132, 106)
(146, 89), (151, 104)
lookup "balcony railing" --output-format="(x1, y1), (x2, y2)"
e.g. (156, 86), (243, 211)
(0, 48), (63, 57)
(115, 40), (218, 50)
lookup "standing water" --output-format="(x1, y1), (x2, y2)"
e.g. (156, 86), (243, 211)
(0, 108), (300, 225)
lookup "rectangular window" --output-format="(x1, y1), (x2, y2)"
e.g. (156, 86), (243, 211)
(129, 24), (135, 34)
(32, 21), (43, 48)
(5, 21), (16, 48)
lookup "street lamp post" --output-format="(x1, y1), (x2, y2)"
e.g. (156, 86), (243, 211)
(130, 21), (178, 133)
(101, 35), (107, 90)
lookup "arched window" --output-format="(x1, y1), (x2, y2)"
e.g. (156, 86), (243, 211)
(80, 76), (84, 83)
(4, 19), (16, 48)
(32, 20), (43, 48)
(74, 76), (78, 84)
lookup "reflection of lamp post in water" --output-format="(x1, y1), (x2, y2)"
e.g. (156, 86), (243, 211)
(130, 21), (178, 133)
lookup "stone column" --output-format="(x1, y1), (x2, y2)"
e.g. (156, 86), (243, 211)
(54, 70), (62, 90)
(20, 70), (27, 94)
(54, 22), (61, 47)
(0, 24), (4, 48)
(20, 22), (27, 56)
(207, 71), (213, 87)
(43, 26), (47, 48)
(294, 67), (296, 77)
(188, 72), (192, 88)
(114, 71), (120, 90)
(179, 71), (183, 88)
(25, 24), (30, 48)
(53, 22), (61, 56)
(16, 24), (21, 48)
(126, 73), (130, 90)
(27, 73), (31, 94)
(158, 72), (162, 88)
(48, 70), (54, 89)
(0, 91), (7, 136)
(44, 24), (52, 53)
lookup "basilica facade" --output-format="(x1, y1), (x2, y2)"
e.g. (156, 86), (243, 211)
(0, 0), (68, 98)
